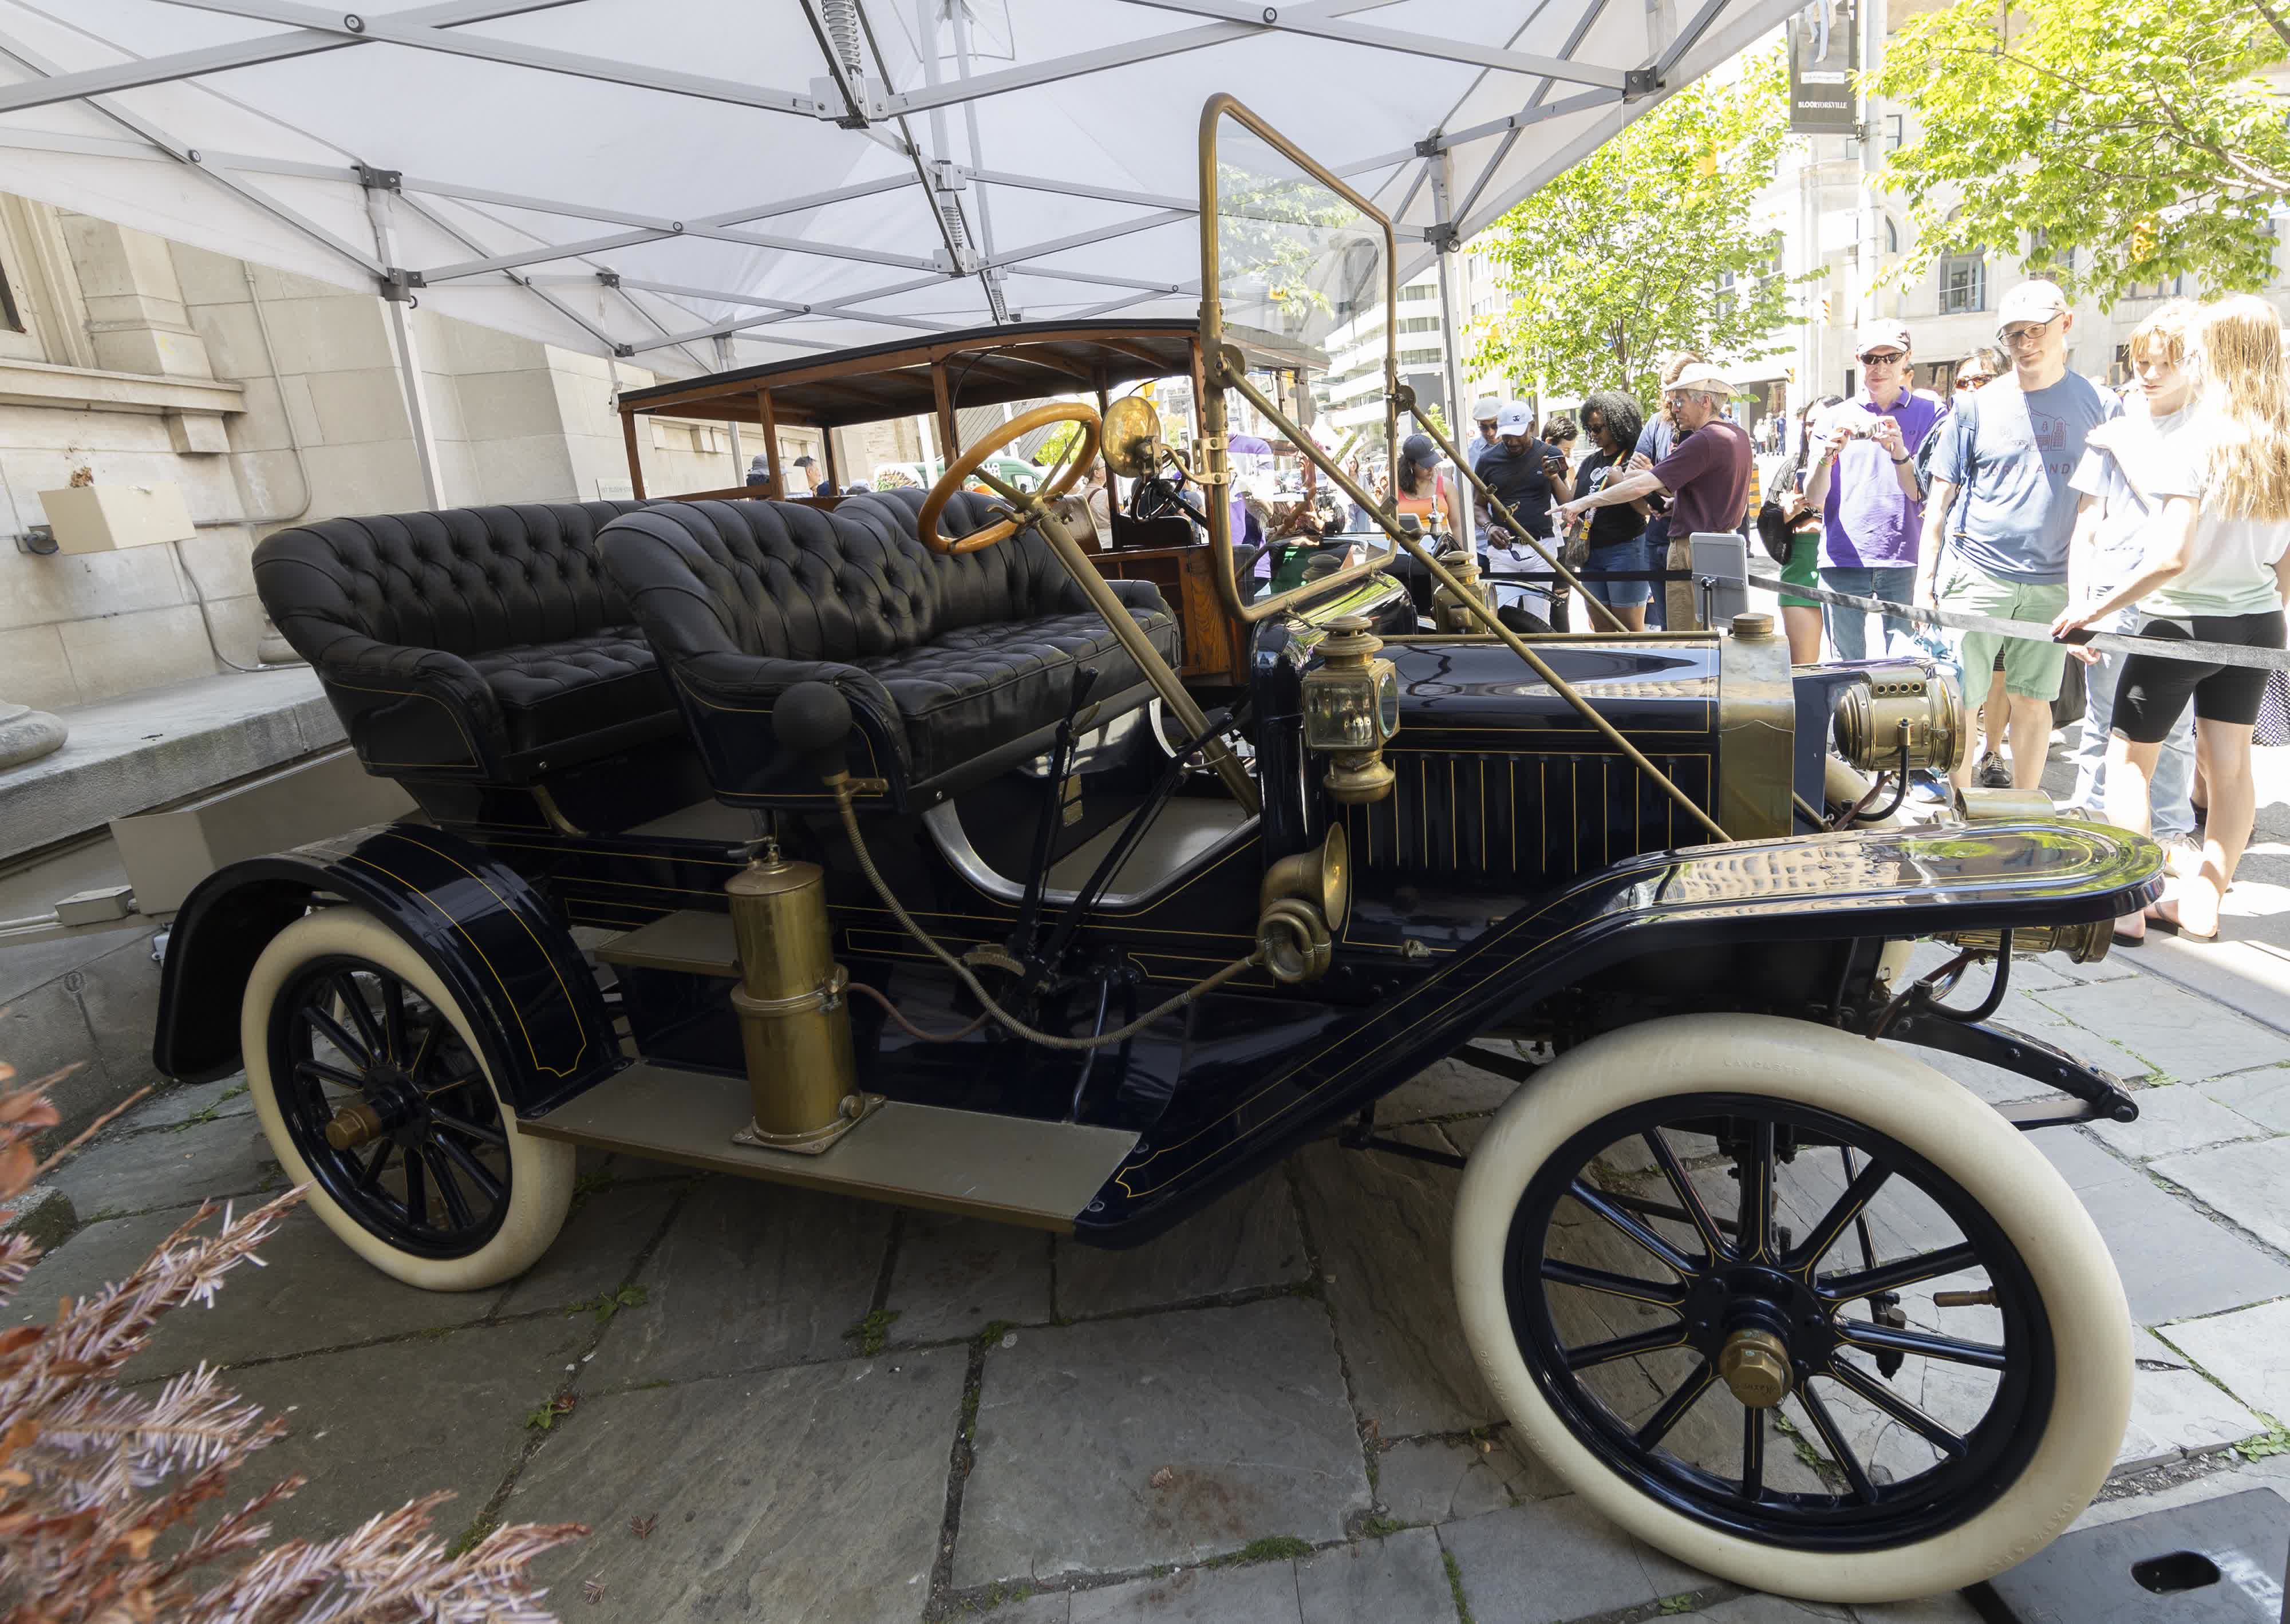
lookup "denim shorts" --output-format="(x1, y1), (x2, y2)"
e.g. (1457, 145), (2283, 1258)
(1585, 535), (1652, 608)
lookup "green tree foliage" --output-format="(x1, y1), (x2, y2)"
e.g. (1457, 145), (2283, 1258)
(1872, 0), (2290, 307)
(1468, 50), (1803, 404)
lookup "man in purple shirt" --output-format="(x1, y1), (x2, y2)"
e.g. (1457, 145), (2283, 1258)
(1805, 320), (1944, 661)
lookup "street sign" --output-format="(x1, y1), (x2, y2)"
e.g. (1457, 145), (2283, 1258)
(1788, 0), (1860, 136)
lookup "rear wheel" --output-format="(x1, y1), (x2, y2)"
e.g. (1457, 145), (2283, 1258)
(242, 907), (573, 1290)
(1451, 1013), (2129, 1602)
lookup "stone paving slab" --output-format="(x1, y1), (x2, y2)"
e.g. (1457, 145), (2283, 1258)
(1292, 1527), (1454, 1622)
(1293, 1132), (1499, 1437)
(2036, 1129), (2290, 1323)
(1373, 1431), (1563, 1525)
(132, 1074), (255, 1129)
(583, 1176), (891, 1388)
(1376, 1051), (1520, 1124)
(48, 1109), (283, 1218)
(494, 1179), (683, 1319)
(507, 1347), (966, 1624)
(2157, 1297), (2290, 1420)
(1436, 1493), (1709, 1622)
(2149, 1135), (2290, 1258)
(2119, 1327), (2266, 1472)
(2200, 1064), (2290, 1132)
(1068, 1562), (1303, 1623)
(1689, 1598), (1849, 1621)
(954, 1297), (1371, 1587)
(885, 1210), (1054, 1344)
(1052, 1172), (1306, 1319)
(220, 1313), (586, 1543)
(2032, 979), (2290, 1082)
(2088, 1084), (2269, 1161)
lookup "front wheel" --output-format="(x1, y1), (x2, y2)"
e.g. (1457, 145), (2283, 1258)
(242, 907), (574, 1290)
(1452, 1013), (2129, 1603)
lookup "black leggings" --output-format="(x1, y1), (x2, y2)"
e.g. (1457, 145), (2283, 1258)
(2113, 611), (2287, 742)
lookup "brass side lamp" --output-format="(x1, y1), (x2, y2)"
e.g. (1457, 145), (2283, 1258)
(1300, 617), (1400, 804)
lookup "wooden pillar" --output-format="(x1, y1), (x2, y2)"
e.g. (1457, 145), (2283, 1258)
(755, 386), (785, 499)
(931, 361), (960, 467)
(620, 406), (647, 500)
(821, 425), (840, 493)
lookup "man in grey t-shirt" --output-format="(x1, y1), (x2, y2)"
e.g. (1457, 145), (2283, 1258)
(1914, 280), (2121, 789)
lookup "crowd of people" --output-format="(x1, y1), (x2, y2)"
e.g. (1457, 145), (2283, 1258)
(1398, 278), (2290, 943)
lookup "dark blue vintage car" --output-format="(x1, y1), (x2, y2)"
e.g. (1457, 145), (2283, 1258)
(149, 98), (2162, 1608)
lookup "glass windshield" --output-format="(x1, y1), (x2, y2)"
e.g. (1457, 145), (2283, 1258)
(1205, 101), (1399, 621)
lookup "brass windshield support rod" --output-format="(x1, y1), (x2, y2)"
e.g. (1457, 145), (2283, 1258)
(1399, 388), (1628, 635)
(1218, 363), (1730, 843)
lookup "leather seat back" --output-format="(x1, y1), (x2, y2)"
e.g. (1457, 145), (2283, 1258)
(256, 502), (649, 667)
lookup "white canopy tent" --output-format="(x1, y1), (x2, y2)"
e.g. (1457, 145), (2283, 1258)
(0, 0), (1799, 498)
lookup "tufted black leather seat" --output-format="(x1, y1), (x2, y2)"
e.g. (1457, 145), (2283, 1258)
(599, 488), (1179, 808)
(253, 501), (670, 784)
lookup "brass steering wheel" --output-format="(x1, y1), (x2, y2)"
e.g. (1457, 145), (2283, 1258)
(917, 401), (1101, 555)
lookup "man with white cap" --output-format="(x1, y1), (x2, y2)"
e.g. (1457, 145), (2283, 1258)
(1557, 364), (1751, 612)
(1915, 279), (2119, 791)
(1475, 401), (1573, 538)
(1466, 394), (1504, 473)
(1805, 318), (1944, 661)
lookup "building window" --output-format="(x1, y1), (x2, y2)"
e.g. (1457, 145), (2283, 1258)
(1399, 346), (1442, 367)
(1940, 252), (1986, 315)
(2130, 275), (2186, 300)
(1715, 269), (1737, 323)
(1399, 315), (1442, 334)
(1400, 283), (1438, 302)
(1884, 217), (1900, 255)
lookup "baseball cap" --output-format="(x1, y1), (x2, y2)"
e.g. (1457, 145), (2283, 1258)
(1494, 401), (1533, 434)
(1996, 280), (2068, 336)
(1854, 319), (1910, 354)
(1472, 394), (1503, 423)
(1664, 363), (1733, 396)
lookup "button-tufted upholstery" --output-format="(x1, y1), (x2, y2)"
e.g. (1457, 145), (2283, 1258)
(600, 488), (1179, 807)
(254, 501), (671, 783)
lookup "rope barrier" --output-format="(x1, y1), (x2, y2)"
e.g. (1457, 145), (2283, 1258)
(1746, 570), (2290, 674)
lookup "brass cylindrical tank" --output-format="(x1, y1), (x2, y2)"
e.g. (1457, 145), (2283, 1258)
(726, 843), (864, 1153)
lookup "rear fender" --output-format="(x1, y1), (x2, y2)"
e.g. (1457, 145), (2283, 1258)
(153, 822), (618, 1114)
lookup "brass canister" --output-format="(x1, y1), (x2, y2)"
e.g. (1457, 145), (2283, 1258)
(726, 844), (864, 1153)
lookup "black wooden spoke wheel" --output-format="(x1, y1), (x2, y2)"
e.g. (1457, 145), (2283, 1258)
(1451, 1014), (2130, 1604)
(241, 908), (572, 1290)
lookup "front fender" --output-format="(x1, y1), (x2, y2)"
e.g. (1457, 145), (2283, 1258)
(153, 821), (618, 1114)
(1077, 819), (2161, 1244)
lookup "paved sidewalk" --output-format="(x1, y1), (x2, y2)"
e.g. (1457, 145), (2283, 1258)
(17, 758), (2290, 1622)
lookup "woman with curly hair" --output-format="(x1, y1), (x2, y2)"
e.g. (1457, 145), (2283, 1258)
(2054, 295), (2290, 939)
(1572, 390), (1655, 630)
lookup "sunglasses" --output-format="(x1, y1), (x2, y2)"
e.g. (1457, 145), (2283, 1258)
(1857, 350), (1905, 365)
(1956, 373), (1992, 389)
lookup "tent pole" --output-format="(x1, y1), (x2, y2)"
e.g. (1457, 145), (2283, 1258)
(362, 176), (445, 508)
(1430, 151), (1474, 555)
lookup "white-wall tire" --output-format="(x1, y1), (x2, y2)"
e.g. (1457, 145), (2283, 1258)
(242, 906), (574, 1291)
(1451, 1012), (2129, 1603)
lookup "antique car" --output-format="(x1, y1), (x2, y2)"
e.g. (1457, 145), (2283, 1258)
(151, 96), (2159, 1605)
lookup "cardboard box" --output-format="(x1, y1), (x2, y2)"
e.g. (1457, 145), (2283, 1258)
(38, 481), (197, 553)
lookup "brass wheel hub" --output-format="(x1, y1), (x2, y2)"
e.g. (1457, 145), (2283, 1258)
(1718, 1327), (1794, 1409)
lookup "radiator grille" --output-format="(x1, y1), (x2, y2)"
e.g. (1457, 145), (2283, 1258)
(1345, 749), (1716, 887)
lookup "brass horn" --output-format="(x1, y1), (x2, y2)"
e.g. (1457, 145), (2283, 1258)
(1257, 825), (1350, 985)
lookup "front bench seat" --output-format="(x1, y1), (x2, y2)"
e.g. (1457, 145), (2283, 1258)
(254, 501), (670, 784)
(599, 488), (1179, 809)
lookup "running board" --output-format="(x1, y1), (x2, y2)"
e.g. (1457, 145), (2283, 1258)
(517, 1061), (1137, 1233)
(593, 910), (736, 977)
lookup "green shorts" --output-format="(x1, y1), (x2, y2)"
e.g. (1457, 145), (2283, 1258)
(1778, 528), (1819, 609)
(1939, 556), (2070, 702)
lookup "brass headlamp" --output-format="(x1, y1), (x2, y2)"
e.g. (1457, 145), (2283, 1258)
(1300, 616), (1400, 804)
(1833, 663), (1965, 776)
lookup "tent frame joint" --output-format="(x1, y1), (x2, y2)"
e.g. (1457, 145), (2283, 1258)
(354, 163), (402, 193)
(1623, 65), (1659, 98)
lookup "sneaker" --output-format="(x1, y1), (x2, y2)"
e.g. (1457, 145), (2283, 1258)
(1975, 752), (2012, 789)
